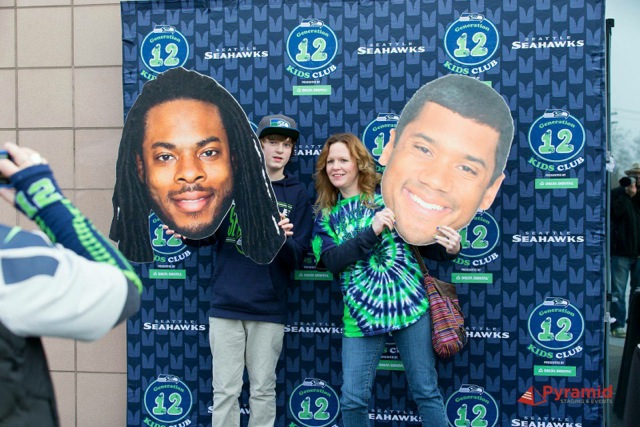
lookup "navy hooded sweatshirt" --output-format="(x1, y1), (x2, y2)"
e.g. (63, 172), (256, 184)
(209, 172), (313, 324)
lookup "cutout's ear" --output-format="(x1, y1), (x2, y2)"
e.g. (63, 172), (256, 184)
(479, 172), (505, 211)
(135, 154), (144, 182)
(379, 129), (395, 166)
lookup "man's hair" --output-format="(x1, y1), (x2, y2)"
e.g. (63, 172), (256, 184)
(314, 133), (381, 213)
(260, 133), (298, 149)
(110, 67), (284, 263)
(394, 74), (514, 184)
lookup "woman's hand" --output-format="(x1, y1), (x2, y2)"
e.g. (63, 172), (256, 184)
(371, 208), (395, 236)
(434, 225), (461, 254)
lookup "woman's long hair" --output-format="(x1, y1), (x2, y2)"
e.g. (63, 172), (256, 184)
(110, 67), (284, 263)
(313, 133), (380, 214)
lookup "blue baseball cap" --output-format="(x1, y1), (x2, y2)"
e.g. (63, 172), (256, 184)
(256, 114), (300, 141)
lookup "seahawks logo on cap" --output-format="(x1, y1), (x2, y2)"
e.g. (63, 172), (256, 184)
(269, 118), (292, 128)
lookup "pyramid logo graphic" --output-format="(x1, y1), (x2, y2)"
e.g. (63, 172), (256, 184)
(518, 386), (547, 406)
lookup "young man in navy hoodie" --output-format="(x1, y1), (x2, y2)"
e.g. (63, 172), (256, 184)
(209, 115), (313, 426)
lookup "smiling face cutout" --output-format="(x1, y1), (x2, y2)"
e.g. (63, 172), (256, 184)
(379, 102), (504, 245)
(136, 99), (234, 239)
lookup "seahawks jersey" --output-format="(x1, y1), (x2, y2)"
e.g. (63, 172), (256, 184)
(0, 225), (132, 341)
(0, 164), (141, 340)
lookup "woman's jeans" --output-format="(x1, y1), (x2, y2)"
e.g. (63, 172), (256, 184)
(340, 312), (447, 427)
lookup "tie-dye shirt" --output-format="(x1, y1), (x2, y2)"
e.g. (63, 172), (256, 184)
(312, 192), (429, 337)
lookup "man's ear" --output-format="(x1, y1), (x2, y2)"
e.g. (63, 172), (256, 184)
(479, 172), (505, 211)
(135, 154), (144, 183)
(379, 129), (395, 166)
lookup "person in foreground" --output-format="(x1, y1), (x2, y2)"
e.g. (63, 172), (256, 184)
(311, 133), (461, 427)
(0, 142), (142, 427)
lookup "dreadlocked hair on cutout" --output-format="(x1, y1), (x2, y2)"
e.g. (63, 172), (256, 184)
(110, 67), (285, 263)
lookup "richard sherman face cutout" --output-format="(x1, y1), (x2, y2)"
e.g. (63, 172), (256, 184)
(110, 67), (285, 264)
(136, 99), (234, 240)
(378, 74), (514, 246)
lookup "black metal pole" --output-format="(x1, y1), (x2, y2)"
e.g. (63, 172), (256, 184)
(605, 16), (614, 427)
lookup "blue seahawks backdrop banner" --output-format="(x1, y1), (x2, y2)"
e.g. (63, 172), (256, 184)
(121, 1), (607, 426)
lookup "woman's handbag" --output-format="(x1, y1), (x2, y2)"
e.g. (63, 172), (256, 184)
(410, 246), (467, 358)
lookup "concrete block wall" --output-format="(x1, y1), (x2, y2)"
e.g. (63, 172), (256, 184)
(1, 0), (128, 425)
